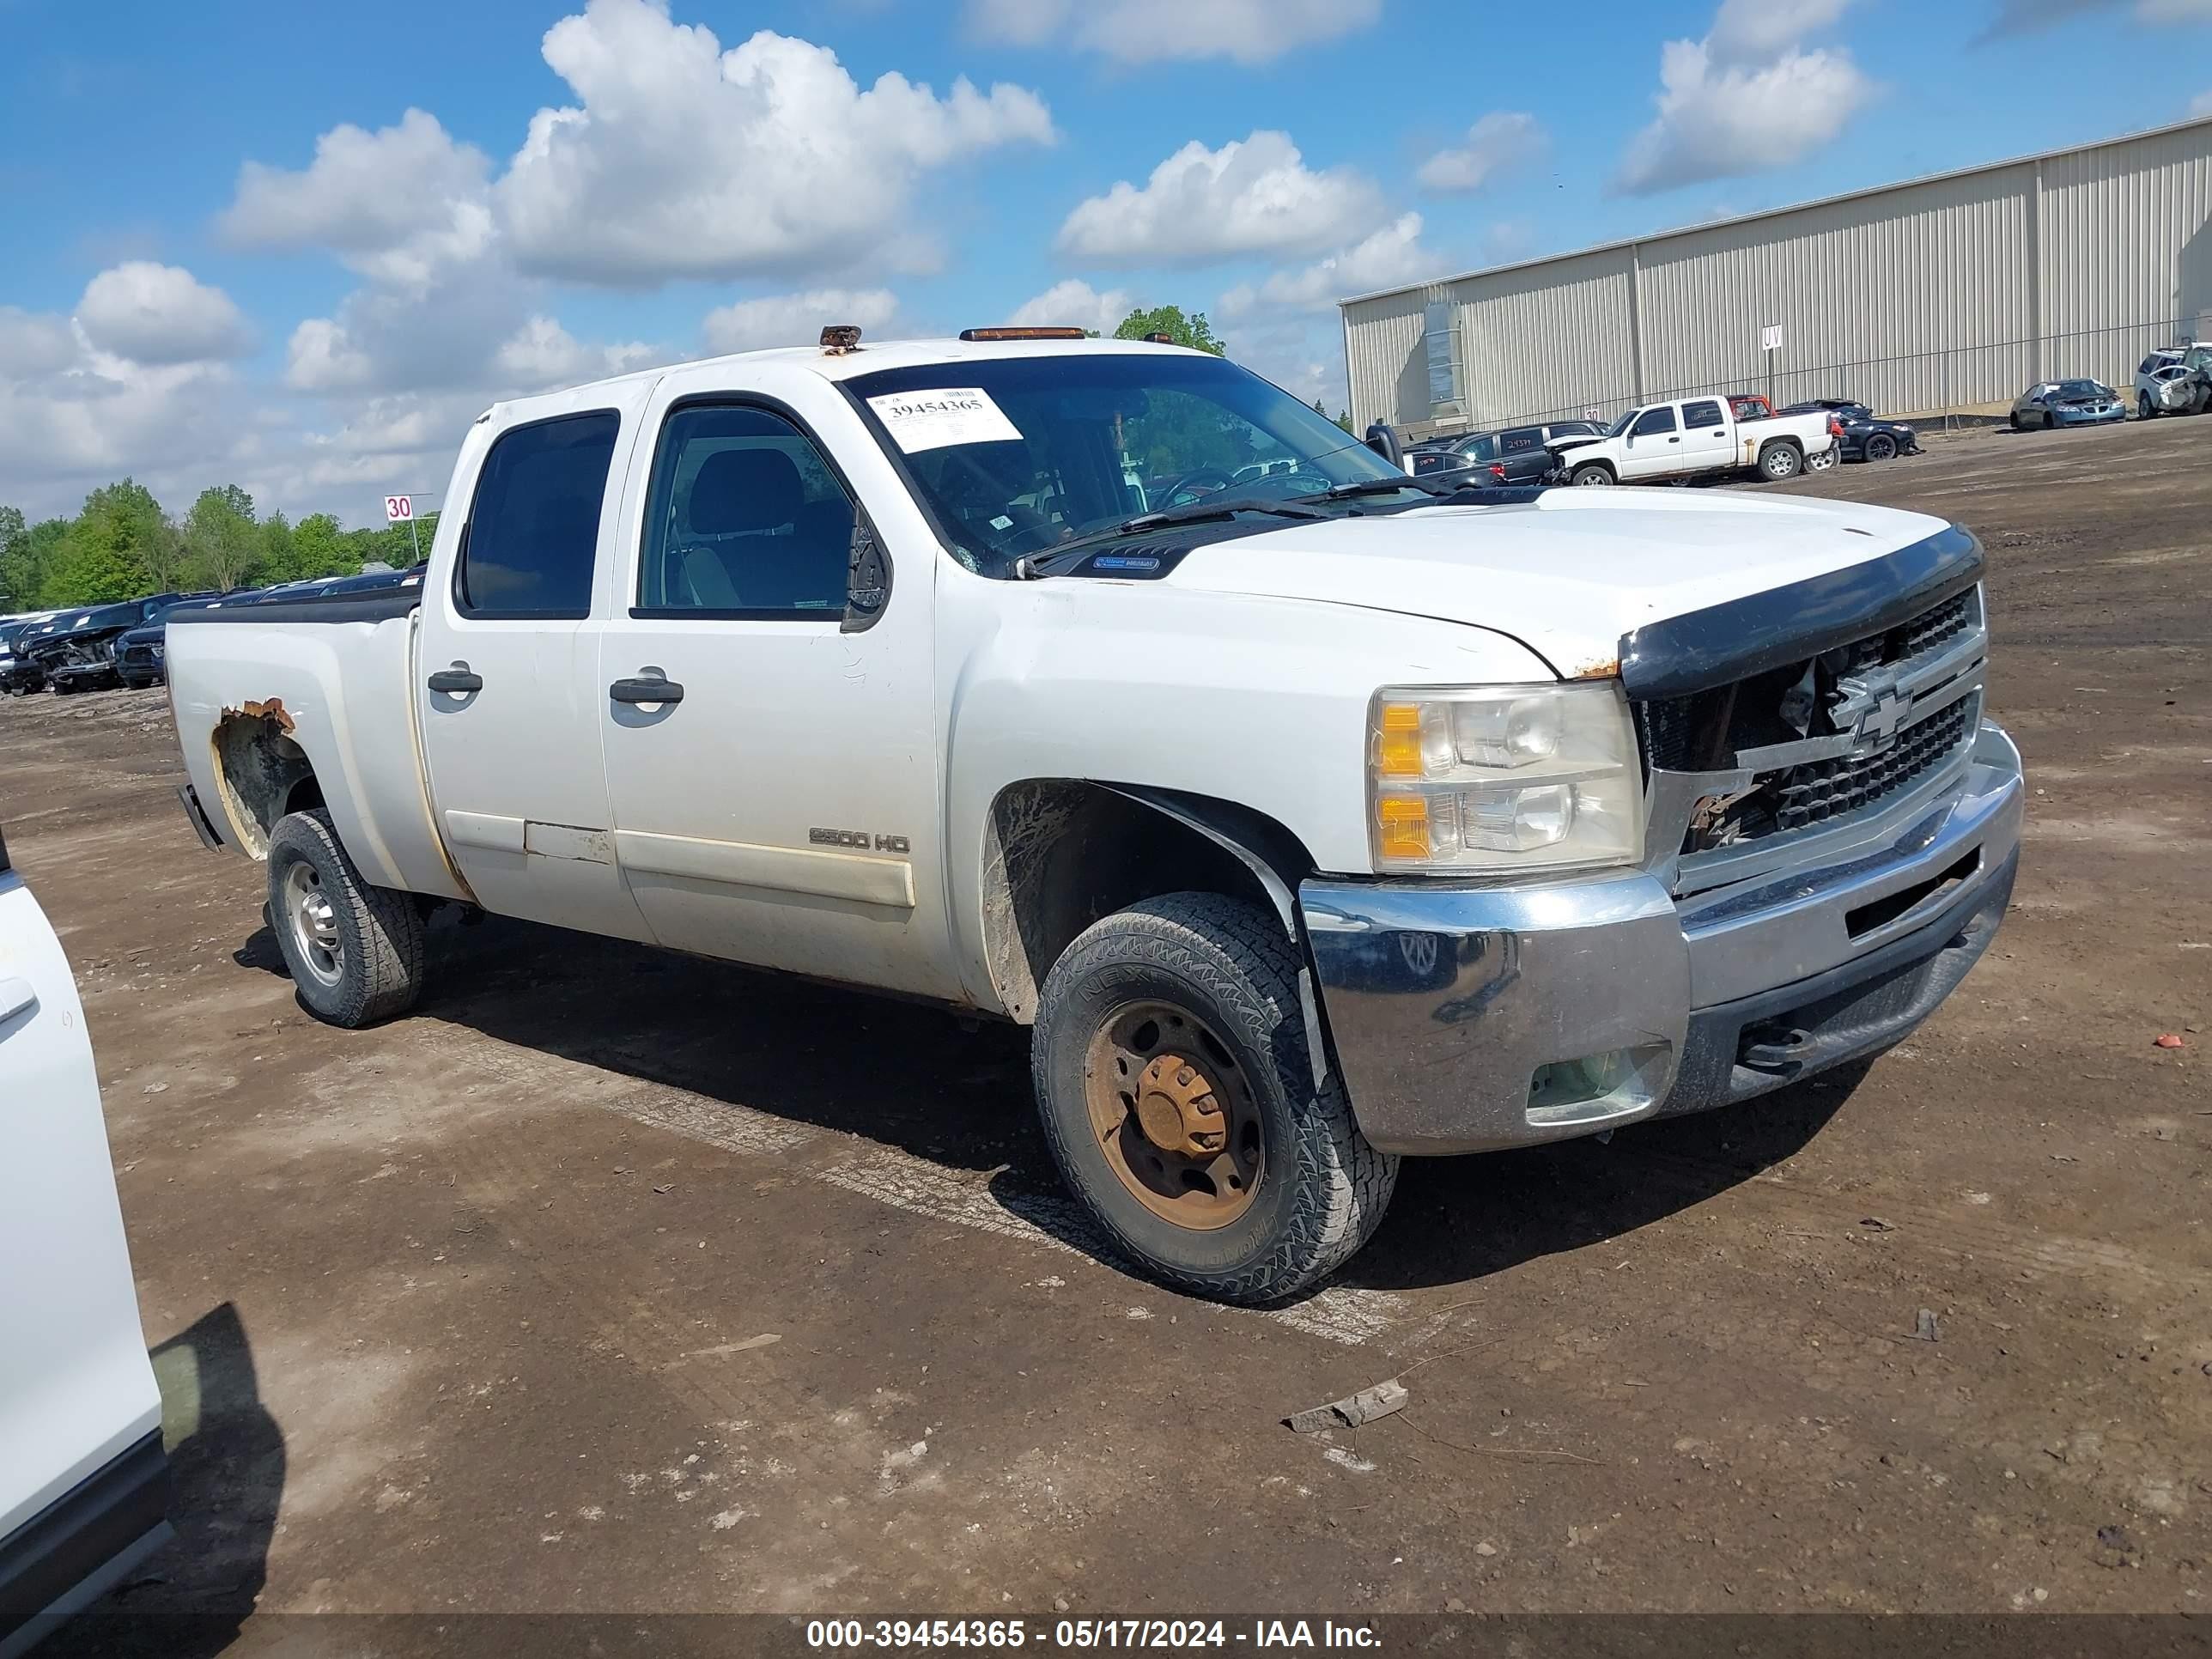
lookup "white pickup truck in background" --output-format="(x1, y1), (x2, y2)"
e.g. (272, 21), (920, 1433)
(1549, 395), (1841, 486)
(164, 329), (2021, 1304)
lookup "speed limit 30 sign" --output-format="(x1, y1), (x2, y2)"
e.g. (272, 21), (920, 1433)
(384, 495), (414, 522)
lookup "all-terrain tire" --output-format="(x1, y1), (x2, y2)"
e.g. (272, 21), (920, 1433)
(267, 808), (426, 1027)
(1759, 441), (1803, 480)
(1031, 892), (1398, 1305)
(1570, 463), (1613, 486)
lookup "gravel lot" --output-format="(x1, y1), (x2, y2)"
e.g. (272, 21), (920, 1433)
(3, 415), (2206, 1644)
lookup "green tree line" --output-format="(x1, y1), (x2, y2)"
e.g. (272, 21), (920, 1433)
(0, 483), (434, 611)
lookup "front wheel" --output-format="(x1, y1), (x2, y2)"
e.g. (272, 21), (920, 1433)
(1759, 441), (1803, 481)
(1864, 433), (1899, 462)
(1031, 893), (1398, 1305)
(2139, 392), (2156, 421)
(1570, 464), (1613, 487)
(2042, 411), (2056, 430)
(267, 808), (426, 1027)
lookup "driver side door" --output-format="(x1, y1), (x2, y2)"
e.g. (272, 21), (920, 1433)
(597, 384), (959, 1002)
(1620, 404), (1681, 479)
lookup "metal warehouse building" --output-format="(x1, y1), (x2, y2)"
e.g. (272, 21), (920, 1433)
(1340, 114), (2212, 437)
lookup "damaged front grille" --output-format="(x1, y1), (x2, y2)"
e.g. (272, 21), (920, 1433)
(1768, 694), (1974, 832)
(1638, 585), (1986, 860)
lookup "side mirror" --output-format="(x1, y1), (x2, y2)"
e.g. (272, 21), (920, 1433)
(1363, 422), (1403, 469)
(842, 516), (890, 634)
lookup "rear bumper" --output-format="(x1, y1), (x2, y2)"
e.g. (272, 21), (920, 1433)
(0, 1431), (171, 1659)
(1301, 720), (2022, 1155)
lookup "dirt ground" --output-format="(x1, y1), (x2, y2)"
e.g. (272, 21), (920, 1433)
(2, 415), (2207, 1644)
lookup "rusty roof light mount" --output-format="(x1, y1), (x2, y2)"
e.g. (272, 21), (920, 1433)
(820, 325), (865, 356)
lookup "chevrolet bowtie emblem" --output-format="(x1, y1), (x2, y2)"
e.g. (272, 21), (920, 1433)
(1833, 672), (1909, 750)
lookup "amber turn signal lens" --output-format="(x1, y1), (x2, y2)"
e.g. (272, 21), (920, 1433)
(1376, 703), (1423, 777)
(1375, 795), (1431, 862)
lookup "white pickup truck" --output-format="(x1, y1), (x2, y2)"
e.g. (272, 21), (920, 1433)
(164, 329), (2020, 1304)
(1548, 395), (1841, 487)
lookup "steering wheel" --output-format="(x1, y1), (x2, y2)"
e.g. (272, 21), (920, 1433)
(1156, 466), (1237, 508)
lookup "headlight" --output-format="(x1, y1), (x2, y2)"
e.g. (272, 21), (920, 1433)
(1368, 683), (1644, 874)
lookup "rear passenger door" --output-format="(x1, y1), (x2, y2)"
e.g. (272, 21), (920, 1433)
(1679, 398), (1732, 471)
(416, 386), (657, 941)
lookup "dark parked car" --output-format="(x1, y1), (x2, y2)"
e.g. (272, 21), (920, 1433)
(2010, 379), (2124, 430)
(20, 593), (211, 694)
(1, 619), (50, 695)
(1414, 420), (1607, 486)
(115, 596), (244, 689)
(1781, 399), (1919, 462)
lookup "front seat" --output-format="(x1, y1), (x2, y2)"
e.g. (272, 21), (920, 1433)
(674, 448), (855, 611)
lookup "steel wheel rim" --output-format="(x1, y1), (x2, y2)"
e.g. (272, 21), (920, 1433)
(1083, 1000), (1263, 1231)
(283, 860), (343, 988)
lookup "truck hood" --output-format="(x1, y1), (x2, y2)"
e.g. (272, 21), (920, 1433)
(1163, 487), (1950, 678)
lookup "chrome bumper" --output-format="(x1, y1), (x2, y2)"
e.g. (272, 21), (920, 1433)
(1301, 720), (2023, 1155)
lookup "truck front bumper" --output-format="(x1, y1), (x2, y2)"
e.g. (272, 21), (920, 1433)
(1300, 720), (2023, 1155)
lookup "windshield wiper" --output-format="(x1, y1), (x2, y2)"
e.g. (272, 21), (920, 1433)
(1291, 475), (1455, 503)
(1017, 495), (1329, 578)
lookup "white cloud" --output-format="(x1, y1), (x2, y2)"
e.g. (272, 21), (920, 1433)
(75, 263), (253, 365)
(2191, 87), (2212, 116)
(963, 0), (1380, 64)
(1219, 214), (1436, 315)
(219, 108), (495, 290)
(495, 317), (659, 387)
(1417, 113), (1546, 194)
(1007, 280), (1132, 336)
(700, 289), (901, 355)
(0, 307), (81, 377)
(0, 307), (256, 520)
(1613, 1), (1875, 195)
(283, 318), (374, 393)
(497, 1), (1054, 287)
(1057, 131), (1387, 266)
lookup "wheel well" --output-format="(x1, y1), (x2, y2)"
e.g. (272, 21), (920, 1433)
(1760, 436), (1803, 456)
(1571, 458), (1616, 480)
(208, 702), (319, 860)
(979, 781), (1315, 1024)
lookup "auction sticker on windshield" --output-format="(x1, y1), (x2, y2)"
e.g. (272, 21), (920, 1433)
(866, 388), (1023, 453)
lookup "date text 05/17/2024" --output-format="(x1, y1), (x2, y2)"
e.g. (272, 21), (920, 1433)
(804, 1620), (1382, 1650)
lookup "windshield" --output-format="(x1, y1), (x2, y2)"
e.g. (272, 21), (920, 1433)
(845, 352), (1419, 576)
(2055, 380), (2110, 398)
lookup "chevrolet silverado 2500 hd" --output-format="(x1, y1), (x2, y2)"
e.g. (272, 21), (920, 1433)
(1550, 396), (1840, 486)
(164, 331), (2021, 1305)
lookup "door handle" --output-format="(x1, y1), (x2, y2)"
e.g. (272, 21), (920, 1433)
(1668, 435), (1680, 442)
(0, 976), (35, 1029)
(427, 667), (483, 694)
(610, 676), (684, 705)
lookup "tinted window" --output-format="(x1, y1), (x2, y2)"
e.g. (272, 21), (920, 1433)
(1457, 434), (1498, 462)
(1498, 428), (1544, 453)
(459, 411), (620, 618)
(1682, 400), (1724, 429)
(1632, 406), (1679, 436)
(638, 404), (856, 617)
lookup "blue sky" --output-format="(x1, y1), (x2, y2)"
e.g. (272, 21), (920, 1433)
(2, 0), (2209, 526)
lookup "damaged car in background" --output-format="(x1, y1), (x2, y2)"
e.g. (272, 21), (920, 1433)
(17, 595), (210, 696)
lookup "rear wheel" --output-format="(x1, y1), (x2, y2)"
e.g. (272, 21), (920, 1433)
(1758, 441), (1803, 481)
(1570, 463), (1613, 487)
(267, 808), (426, 1027)
(1864, 432), (1899, 462)
(1032, 893), (1397, 1305)
(2139, 392), (2156, 421)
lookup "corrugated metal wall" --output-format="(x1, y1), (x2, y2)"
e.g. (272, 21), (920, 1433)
(1342, 117), (2212, 433)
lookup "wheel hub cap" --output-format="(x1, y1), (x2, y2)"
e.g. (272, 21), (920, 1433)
(1134, 1053), (1228, 1157)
